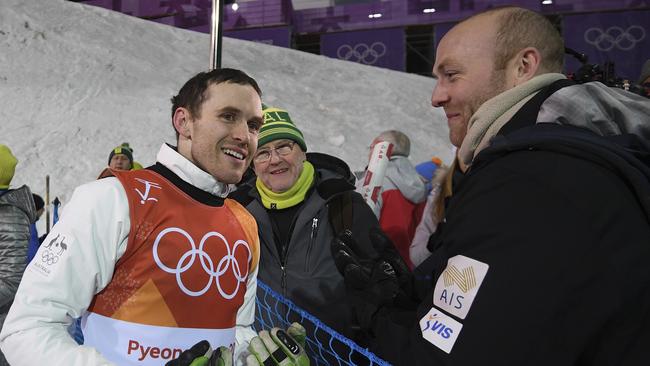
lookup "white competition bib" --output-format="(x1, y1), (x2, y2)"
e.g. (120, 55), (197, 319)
(82, 312), (235, 365)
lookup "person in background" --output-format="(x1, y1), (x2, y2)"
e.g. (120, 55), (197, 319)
(415, 157), (443, 195)
(107, 142), (134, 170)
(0, 144), (36, 366)
(230, 105), (380, 345)
(26, 193), (44, 263)
(0, 68), (265, 366)
(357, 130), (427, 269)
(409, 160), (450, 268)
(97, 142), (135, 179)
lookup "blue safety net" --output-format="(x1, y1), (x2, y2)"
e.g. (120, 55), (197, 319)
(254, 280), (390, 366)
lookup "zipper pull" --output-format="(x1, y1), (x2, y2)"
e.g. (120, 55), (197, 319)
(281, 266), (287, 289)
(311, 218), (318, 239)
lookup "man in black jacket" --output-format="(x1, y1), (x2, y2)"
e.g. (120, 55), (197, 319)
(333, 6), (650, 365)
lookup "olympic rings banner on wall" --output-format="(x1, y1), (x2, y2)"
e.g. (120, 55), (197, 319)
(320, 27), (405, 71)
(563, 10), (650, 81)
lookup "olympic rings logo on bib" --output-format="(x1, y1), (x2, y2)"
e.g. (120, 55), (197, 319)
(152, 227), (251, 299)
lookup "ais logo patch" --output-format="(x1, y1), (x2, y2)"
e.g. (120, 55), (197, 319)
(419, 307), (462, 353)
(433, 255), (489, 319)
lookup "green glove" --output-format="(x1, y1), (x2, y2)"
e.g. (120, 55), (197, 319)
(165, 340), (232, 366)
(246, 322), (309, 366)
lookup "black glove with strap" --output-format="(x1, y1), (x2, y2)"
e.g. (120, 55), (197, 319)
(330, 227), (413, 330)
(165, 341), (231, 366)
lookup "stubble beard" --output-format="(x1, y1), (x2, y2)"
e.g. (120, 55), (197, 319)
(456, 69), (508, 148)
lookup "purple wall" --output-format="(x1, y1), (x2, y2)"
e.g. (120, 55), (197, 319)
(80, 0), (647, 35)
(79, 0), (650, 73)
(83, 0), (114, 8)
(292, 0), (647, 34)
(224, 26), (292, 47)
(563, 10), (650, 81)
(321, 27), (405, 71)
(85, 0), (291, 31)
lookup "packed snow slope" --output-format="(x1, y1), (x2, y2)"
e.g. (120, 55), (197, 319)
(0, 0), (451, 205)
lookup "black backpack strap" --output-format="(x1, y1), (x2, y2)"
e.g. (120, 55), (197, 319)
(328, 191), (354, 236)
(498, 78), (576, 137)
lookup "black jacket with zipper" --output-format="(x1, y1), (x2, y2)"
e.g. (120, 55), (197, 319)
(369, 80), (650, 365)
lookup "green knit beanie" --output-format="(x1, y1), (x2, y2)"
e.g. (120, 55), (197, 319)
(259, 105), (307, 151)
(108, 142), (134, 166)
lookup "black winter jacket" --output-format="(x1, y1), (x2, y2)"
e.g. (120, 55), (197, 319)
(370, 81), (650, 366)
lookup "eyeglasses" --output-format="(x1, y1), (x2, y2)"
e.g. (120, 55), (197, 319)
(253, 141), (297, 163)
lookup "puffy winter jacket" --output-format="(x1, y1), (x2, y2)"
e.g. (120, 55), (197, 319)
(0, 186), (35, 366)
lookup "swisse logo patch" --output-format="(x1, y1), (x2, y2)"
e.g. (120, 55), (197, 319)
(127, 339), (183, 361)
(419, 307), (463, 354)
(433, 255), (489, 319)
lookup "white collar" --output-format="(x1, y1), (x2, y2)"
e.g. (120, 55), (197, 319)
(156, 143), (234, 198)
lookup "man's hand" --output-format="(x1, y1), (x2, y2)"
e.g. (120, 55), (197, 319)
(246, 322), (309, 366)
(330, 228), (413, 329)
(331, 228), (411, 298)
(165, 341), (232, 366)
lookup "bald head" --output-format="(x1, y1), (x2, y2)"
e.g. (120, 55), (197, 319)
(431, 7), (564, 147)
(465, 7), (564, 74)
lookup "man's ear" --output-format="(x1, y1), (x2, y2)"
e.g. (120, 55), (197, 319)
(506, 47), (542, 89)
(510, 47), (542, 87)
(172, 107), (192, 139)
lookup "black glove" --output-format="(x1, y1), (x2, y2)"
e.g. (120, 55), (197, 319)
(331, 228), (413, 329)
(165, 341), (231, 366)
(367, 227), (412, 296)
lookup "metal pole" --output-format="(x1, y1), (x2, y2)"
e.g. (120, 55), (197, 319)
(45, 175), (50, 234)
(209, 0), (224, 70)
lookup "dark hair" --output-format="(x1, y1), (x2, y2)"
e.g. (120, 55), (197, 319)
(170, 68), (262, 139)
(32, 193), (44, 211)
(468, 7), (564, 74)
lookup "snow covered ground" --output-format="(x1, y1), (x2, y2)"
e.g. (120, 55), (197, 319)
(1, 0), (451, 229)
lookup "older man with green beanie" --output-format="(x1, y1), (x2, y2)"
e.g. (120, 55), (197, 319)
(0, 144), (36, 366)
(107, 142), (134, 170)
(98, 143), (142, 179)
(230, 105), (381, 356)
